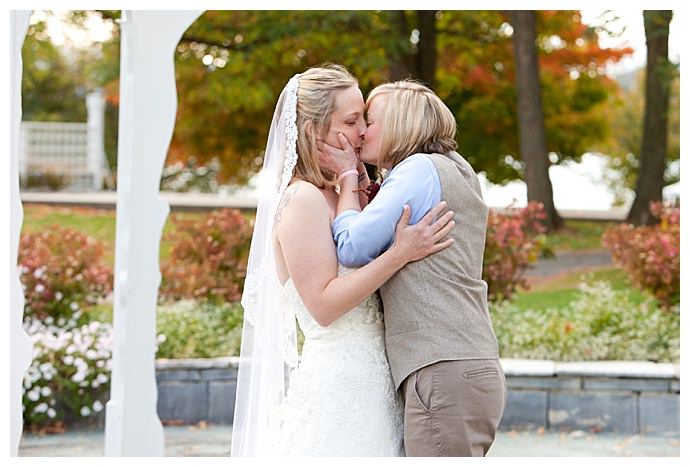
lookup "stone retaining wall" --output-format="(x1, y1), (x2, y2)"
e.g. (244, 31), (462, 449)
(155, 357), (680, 435)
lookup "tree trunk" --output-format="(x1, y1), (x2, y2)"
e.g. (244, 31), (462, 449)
(627, 10), (673, 225)
(511, 10), (562, 230)
(415, 10), (437, 89)
(383, 11), (438, 87)
(385, 11), (414, 81)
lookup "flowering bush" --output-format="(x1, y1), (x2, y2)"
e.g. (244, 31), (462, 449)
(602, 202), (680, 307)
(19, 226), (113, 324)
(160, 209), (253, 304)
(19, 226), (115, 430)
(22, 319), (113, 429)
(483, 202), (550, 302)
(492, 280), (680, 362)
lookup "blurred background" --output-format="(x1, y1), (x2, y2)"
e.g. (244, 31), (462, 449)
(17, 10), (680, 453)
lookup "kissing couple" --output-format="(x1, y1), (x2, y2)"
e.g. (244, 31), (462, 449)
(232, 64), (506, 457)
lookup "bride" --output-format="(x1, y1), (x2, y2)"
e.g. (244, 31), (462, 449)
(231, 64), (455, 456)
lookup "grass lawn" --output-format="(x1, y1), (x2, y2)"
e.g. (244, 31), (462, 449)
(507, 219), (634, 311)
(544, 220), (617, 253)
(512, 267), (652, 312)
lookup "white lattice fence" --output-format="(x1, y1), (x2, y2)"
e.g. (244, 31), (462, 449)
(21, 122), (87, 179)
(19, 90), (109, 191)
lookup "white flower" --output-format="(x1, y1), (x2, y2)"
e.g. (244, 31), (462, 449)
(63, 355), (74, 365)
(45, 316), (54, 324)
(34, 403), (48, 413)
(26, 367), (41, 383)
(66, 344), (77, 355)
(47, 408), (56, 418)
(97, 373), (108, 384)
(86, 349), (97, 360)
(92, 401), (104, 413)
(33, 268), (44, 279)
(72, 371), (86, 383)
(27, 389), (40, 401)
(40, 387), (51, 397)
(70, 302), (79, 311)
(80, 406), (91, 417)
(26, 368), (41, 384)
(55, 291), (63, 301)
(35, 284), (46, 293)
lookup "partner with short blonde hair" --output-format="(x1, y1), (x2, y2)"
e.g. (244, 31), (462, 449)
(367, 80), (457, 169)
(321, 79), (506, 457)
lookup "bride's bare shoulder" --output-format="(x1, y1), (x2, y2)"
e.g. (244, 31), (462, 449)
(274, 181), (329, 229)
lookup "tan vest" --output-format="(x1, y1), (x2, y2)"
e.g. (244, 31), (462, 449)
(380, 152), (499, 389)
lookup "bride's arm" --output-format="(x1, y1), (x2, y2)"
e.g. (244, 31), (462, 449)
(355, 162), (371, 209)
(275, 182), (453, 327)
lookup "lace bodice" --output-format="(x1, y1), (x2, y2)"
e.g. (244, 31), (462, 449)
(283, 264), (384, 341)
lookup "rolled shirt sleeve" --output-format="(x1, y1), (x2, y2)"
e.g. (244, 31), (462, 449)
(332, 154), (442, 267)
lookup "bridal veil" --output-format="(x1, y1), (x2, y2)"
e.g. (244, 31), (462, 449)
(231, 75), (300, 456)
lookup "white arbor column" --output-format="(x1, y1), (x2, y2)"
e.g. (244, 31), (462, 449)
(10, 10), (33, 457)
(86, 89), (106, 191)
(104, 10), (202, 456)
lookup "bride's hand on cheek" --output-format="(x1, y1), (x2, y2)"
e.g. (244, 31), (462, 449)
(317, 133), (359, 175)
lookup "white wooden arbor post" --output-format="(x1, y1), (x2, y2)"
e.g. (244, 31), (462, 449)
(10, 9), (204, 456)
(103, 10), (202, 456)
(10, 10), (34, 457)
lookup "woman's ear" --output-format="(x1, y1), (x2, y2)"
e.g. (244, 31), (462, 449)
(304, 120), (314, 139)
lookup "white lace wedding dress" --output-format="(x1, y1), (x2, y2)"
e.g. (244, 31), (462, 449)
(270, 265), (404, 456)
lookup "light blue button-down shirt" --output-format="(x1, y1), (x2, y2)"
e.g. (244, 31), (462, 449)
(332, 154), (442, 267)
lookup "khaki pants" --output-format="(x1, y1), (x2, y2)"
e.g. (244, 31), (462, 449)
(402, 359), (506, 457)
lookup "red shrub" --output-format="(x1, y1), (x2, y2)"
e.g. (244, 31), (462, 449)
(160, 209), (253, 304)
(483, 202), (549, 302)
(603, 202), (680, 308)
(19, 226), (113, 323)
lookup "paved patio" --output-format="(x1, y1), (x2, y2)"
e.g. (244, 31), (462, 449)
(18, 424), (680, 457)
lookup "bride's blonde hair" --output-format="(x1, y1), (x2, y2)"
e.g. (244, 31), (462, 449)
(294, 64), (358, 188)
